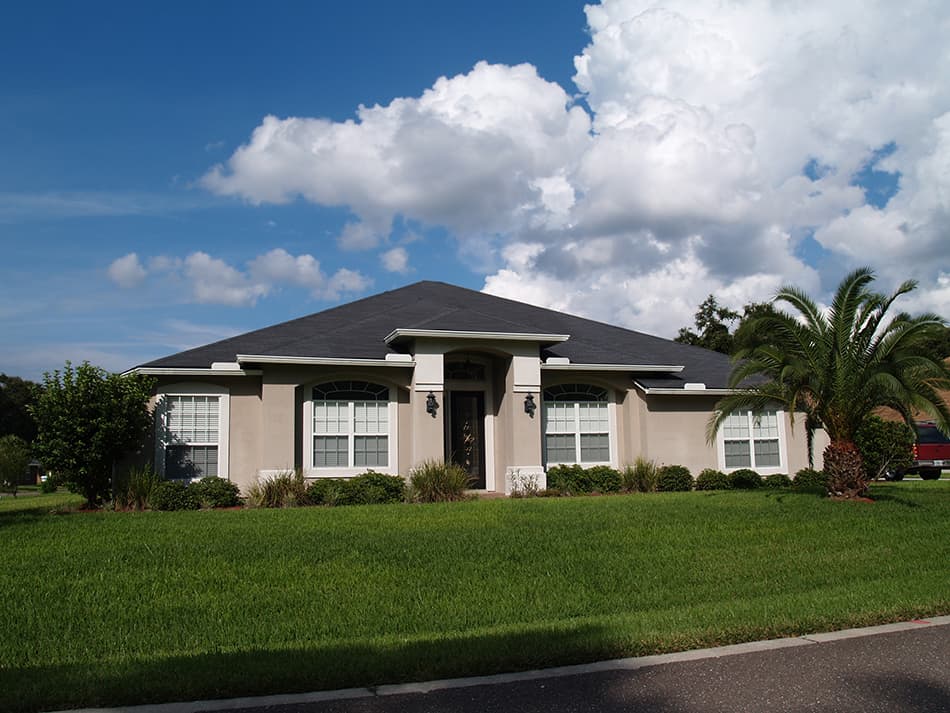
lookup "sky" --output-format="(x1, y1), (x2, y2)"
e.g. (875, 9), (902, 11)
(1, 0), (948, 381)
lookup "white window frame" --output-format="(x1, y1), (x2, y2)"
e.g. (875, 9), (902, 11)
(717, 408), (787, 474)
(154, 383), (230, 481)
(303, 382), (398, 477)
(542, 385), (617, 468)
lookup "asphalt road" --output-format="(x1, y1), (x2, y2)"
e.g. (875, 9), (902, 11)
(232, 625), (950, 713)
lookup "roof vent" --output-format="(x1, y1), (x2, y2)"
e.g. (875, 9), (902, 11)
(385, 353), (413, 362)
(211, 362), (241, 371)
(545, 357), (570, 365)
(683, 382), (706, 390)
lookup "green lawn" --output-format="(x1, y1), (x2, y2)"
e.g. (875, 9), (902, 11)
(2, 484), (948, 713)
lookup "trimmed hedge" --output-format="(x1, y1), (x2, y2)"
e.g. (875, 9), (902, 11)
(765, 472), (792, 488)
(794, 468), (828, 492)
(729, 468), (762, 489)
(307, 471), (406, 506)
(193, 477), (242, 508)
(656, 465), (693, 492)
(545, 464), (622, 495)
(150, 481), (200, 511)
(695, 468), (731, 491)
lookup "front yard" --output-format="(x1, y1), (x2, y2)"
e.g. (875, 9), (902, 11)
(1, 483), (948, 712)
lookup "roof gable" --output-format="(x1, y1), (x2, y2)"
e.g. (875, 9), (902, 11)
(139, 281), (736, 388)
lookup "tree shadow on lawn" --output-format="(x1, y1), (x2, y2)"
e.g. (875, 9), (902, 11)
(1, 621), (631, 713)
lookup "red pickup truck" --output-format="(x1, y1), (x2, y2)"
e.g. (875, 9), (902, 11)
(905, 421), (950, 479)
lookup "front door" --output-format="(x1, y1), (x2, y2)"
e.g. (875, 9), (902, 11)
(448, 391), (486, 489)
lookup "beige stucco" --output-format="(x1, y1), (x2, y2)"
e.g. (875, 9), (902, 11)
(149, 345), (825, 494)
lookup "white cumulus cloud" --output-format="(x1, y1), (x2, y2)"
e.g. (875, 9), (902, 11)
(202, 1), (950, 331)
(107, 253), (147, 288)
(380, 246), (410, 274)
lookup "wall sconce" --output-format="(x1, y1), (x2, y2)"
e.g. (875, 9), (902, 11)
(524, 393), (536, 417)
(426, 391), (439, 417)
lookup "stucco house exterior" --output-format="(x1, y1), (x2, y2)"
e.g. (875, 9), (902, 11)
(129, 281), (825, 493)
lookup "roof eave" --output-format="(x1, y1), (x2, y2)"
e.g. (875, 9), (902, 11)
(384, 328), (570, 345)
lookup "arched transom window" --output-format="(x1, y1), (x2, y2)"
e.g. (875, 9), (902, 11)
(312, 381), (390, 468)
(542, 384), (610, 465)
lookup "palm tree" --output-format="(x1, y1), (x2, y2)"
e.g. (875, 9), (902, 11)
(708, 268), (950, 498)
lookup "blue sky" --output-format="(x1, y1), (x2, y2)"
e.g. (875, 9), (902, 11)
(2, 1), (947, 380)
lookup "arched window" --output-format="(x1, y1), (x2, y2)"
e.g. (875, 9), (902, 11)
(312, 381), (390, 468)
(542, 384), (610, 465)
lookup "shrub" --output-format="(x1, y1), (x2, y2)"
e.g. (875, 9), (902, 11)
(39, 475), (58, 493)
(765, 472), (793, 488)
(150, 481), (200, 511)
(855, 416), (915, 481)
(193, 476), (242, 508)
(695, 468), (731, 491)
(408, 460), (471, 503)
(346, 471), (406, 505)
(546, 464), (622, 495)
(621, 457), (659, 493)
(113, 464), (161, 510)
(730, 468), (762, 489)
(0, 434), (31, 497)
(246, 470), (307, 508)
(306, 478), (349, 506)
(794, 467), (828, 492)
(545, 464), (585, 494)
(656, 465), (693, 492)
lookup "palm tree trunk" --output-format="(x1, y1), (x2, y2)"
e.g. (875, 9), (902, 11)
(823, 441), (867, 498)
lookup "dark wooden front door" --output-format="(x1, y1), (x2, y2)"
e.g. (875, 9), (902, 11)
(448, 391), (486, 489)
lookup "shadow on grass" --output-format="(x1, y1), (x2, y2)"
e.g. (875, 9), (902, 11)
(1, 622), (634, 713)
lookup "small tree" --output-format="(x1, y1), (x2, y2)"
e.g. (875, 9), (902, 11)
(0, 373), (40, 442)
(31, 362), (155, 507)
(855, 416), (915, 481)
(0, 434), (31, 497)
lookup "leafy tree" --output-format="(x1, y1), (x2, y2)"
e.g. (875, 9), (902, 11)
(675, 295), (739, 354)
(0, 373), (40, 442)
(708, 268), (950, 499)
(732, 301), (780, 353)
(30, 362), (155, 507)
(0, 434), (31, 497)
(855, 416), (915, 481)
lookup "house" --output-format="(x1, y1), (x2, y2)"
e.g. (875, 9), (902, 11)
(129, 281), (825, 493)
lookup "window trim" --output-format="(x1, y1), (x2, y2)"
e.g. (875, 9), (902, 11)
(716, 408), (787, 474)
(303, 381), (399, 477)
(541, 384), (617, 468)
(154, 383), (230, 481)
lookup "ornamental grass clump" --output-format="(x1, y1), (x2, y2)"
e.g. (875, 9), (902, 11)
(622, 457), (659, 493)
(246, 469), (307, 508)
(408, 460), (471, 503)
(113, 464), (161, 511)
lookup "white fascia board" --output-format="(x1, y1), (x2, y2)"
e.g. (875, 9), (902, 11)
(633, 381), (734, 396)
(384, 328), (570, 345)
(541, 363), (684, 373)
(236, 354), (415, 367)
(124, 367), (263, 377)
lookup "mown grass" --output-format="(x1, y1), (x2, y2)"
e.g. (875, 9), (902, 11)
(1, 483), (948, 712)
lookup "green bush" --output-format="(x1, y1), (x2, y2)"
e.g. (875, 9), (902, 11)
(0, 434), (31, 496)
(193, 477), (242, 508)
(730, 468), (762, 489)
(621, 457), (659, 493)
(150, 481), (200, 511)
(246, 470), (307, 508)
(348, 471), (406, 504)
(308, 471), (406, 506)
(794, 468), (828, 492)
(39, 476), (58, 493)
(408, 460), (471, 503)
(656, 465), (693, 492)
(113, 464), (161, 511)
(695, 468), (731, 491)
(765, 472), (793, 488)
(855, 416), (915, 480)
(546, 464), (621, 494)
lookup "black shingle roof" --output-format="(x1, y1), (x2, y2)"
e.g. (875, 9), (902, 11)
(140, 281), (736, 389)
